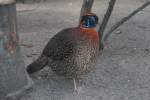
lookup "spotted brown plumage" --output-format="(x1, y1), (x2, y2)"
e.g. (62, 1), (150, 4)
(27, 13), (100, 92)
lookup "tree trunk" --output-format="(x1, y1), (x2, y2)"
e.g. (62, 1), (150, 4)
(0, 3), (32, 100)
(98, 0), (116, 50)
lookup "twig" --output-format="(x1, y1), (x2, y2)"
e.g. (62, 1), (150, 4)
(79, 0), (94, 24)
(20, 43), (34, 48)
(103, 1), (150, 42)
(98, 0), (116, 50)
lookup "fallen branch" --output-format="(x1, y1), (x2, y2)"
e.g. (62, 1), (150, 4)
(103, 1), (150, 42)
(98, 0), (116, 50)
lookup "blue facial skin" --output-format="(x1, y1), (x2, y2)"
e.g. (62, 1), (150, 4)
(81, 15), (98, 28)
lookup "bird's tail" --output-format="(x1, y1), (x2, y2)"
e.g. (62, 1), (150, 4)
(26, 55), (48, 74)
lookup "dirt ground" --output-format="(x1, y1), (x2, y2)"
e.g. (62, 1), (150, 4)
(17, 0), (150, 100)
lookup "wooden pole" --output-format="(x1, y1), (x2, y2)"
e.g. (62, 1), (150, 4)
(0, 2), (32, 100)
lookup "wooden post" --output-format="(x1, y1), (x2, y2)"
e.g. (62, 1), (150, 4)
(0, 1), (32, 100)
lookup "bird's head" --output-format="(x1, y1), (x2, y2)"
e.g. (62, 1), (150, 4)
(80, 13), (98, 29)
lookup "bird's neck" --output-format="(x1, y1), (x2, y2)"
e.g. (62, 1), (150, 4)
(79, 27), (99, 41)
(80, 27), (97, 34)
(80, 27), (96, 30)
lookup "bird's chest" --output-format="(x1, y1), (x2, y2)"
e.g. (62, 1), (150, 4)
(75, 28), (99, 50)
(79, 28), (99, 43)
(73, 28), (99, 64)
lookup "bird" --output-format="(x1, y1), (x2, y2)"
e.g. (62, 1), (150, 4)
(27, 12), (100, 93)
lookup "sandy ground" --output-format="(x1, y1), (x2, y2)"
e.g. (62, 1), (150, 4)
(16, 0), (150, 100)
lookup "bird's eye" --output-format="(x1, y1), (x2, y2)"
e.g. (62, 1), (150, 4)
(91, 16), (96, 22)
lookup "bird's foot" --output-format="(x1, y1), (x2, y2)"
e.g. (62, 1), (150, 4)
(73, 78), (82, 95)
(73, 86), (82, 95)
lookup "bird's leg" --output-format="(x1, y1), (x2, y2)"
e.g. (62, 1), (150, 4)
(73, 77), (82, 94)
(73, 78), (77, 92)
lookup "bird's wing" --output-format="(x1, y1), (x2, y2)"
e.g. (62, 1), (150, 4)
(42, 28), (75, 60)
